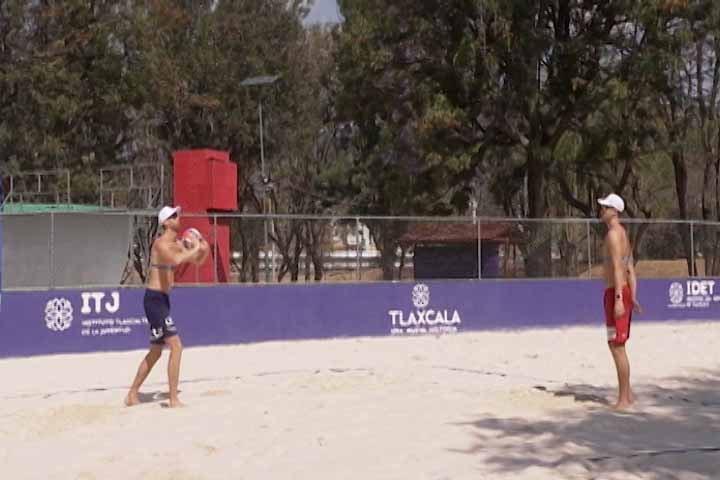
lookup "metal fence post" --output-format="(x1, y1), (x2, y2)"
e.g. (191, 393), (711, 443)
(586, 220), (592, 279)
(690, 221), (695, 277)
(263, 203), (270, 283)
(49, 212), (55, 289)
(270, 212), (277, 283)
(356, 217), (362, 281)
(126, 213), (134, 285)
(213, 214), (219, 284)
(477, 219), (482, 280)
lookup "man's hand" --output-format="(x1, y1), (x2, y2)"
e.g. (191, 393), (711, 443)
(190, 238), (210, 265)
(174, 238), (201, 265)
(185, 238), (201, 253)
(632, 298), (643, 314)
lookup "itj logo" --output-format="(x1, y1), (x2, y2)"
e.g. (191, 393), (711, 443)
(81, 291), (120, 314)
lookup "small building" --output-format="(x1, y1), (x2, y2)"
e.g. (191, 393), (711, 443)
(399, 222), (522, 279)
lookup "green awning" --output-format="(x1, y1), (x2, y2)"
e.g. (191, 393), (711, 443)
(1, 203), (110, 213)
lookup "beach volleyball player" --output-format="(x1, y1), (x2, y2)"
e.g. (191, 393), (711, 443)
(598, 194), (642, 410)
(125, 206), (209, 408)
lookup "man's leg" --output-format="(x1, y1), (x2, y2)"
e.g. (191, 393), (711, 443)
(609, 342), (633, 409)
(125, 344), (163, 406)
(165, 335), (184, 408)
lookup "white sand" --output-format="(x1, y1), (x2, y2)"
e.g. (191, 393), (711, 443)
(1, 321), (720, 480)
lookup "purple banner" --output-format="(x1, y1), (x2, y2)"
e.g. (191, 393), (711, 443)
(1, 278), (719, 358)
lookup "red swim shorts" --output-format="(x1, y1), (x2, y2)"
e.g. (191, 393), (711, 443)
(604, 285), (632, 345)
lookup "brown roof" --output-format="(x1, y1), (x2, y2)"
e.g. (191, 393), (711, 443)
(399, 222), (521, 246)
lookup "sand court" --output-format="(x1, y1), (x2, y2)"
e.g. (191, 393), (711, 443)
(1, 321), (720, 479)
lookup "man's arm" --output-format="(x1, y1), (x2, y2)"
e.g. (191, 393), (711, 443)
(608, 230), (625, 293)
(626, 259), (637, 300)
(626, 250), (642, 312)
(608, 230), (627, 317)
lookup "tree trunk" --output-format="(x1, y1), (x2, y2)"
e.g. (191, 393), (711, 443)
(380, 245), (396, 281)
(368, 220), (407, 281)
(305, 220), (326, 282)
(274, 225), (290, 283)
(397, 245), (407, 280)
(525, 147), (552, 277)
(290, 228), (302, 282)
(672, 149), (696, 275)
(708, 125), (720, 276)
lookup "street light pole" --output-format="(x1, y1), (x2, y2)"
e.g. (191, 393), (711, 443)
(241, 75), (280, 283)
(258, 99), (270, 282)
(259, 99), (265, 183)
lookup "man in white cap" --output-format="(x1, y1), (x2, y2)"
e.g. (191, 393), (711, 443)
(598, 193), (642, 410)
(125, 205), (208, 408)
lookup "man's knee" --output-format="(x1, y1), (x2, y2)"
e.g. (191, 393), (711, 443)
(167, 336), (183, 352)
(147, 348), (162, 362)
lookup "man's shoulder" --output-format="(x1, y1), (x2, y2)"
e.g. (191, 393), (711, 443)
(607, 225), (624, 238)
(604, 227), (625, 246)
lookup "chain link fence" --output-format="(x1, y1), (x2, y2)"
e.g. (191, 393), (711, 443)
(1, 211), (716, 290)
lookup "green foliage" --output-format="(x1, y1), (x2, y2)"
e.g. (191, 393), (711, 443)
(2, 0), (720, 280)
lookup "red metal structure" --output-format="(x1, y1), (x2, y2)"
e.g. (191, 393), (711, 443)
(173, 149), (237, 283)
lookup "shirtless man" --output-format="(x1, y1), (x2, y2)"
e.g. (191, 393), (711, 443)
(598, 193), (642, 410)
(125, 206), (209, 408)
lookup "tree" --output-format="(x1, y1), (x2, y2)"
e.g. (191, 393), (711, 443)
(266, 26), (345, 282)
(126, 0), (326, 282)
(688, 2), (720, 274)
(334, 0), (482, 279)
(0, 0), (135, 201)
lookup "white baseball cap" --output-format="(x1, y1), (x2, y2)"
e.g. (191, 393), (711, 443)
(158, 205), (181, 224)
(597, 193), (624, 213)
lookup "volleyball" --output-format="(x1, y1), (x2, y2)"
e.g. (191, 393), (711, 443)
(182, 227), (202, 248)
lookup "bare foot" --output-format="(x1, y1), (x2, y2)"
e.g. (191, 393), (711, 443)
(168, 398), (186, 408)
(124, 392), (140, 407)
(612, 400), (634, 411)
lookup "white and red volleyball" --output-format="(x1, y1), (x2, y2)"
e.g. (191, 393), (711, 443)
(181, 227), (203, 248)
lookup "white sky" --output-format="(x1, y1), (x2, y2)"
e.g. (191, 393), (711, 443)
(304, 0), (343, 24)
